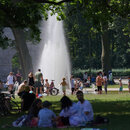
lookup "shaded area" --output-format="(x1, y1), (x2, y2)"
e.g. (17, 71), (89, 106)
(0, 95), (130, 130)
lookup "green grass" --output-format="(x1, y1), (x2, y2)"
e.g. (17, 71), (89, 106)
(1, 93), (130, 130)
(88, 84), (128, 88)
(107, 84), (128, 88)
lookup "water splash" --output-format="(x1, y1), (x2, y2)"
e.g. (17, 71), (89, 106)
(37, 13), (71, 91)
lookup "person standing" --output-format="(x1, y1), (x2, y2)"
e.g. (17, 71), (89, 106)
(96, 72), (103, 94)
(45, 79), (50, 96)
(70, 75), (75, 95)
(34, 69), (43, 97)
(103, 73), (108, 94)
(76, 90), (94, 123)
(7, 72), (15, 93)
(28, 72), (35, 92)
(119, 78), (123, 93)
(128, 77), (130, 93)
(108, 71), (113, 85)
(60, 78), (68, 96)
(16, 71), (22, 85)
(83, 72), (88, 82)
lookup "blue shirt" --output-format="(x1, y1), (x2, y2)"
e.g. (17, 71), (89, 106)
(38, 108), (56, 127)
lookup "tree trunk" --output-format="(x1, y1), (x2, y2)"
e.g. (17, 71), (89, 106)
(101, 23), (111, 76)
(12, 28), (33, 79)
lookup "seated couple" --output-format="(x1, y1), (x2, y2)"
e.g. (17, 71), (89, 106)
(13, 90), (93, 128)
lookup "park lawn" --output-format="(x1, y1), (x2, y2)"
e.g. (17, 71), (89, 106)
(0, 93), (130, 130)
(89, 84), (128, 88)
(107, 84), (128, 88)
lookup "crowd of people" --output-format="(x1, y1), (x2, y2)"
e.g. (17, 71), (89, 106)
(13, 90), (94, 128)
(0, 69), (129, 128)
(0, 69), (130, 96)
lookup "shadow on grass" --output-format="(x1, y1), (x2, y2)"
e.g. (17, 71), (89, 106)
(1, 98), (130, 130)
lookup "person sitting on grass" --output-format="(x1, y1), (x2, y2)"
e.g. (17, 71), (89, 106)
(21, 86), (36, 111)
(24, 98), (43, 127)
(12, 99), (42, 127)
(58, 96), (87, 127)
(38, 101), (56, 128)
(76, 90), (94, 123)
(17, 80), (28, 97)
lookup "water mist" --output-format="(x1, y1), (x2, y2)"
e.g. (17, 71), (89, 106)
(37, 13), (71, 93)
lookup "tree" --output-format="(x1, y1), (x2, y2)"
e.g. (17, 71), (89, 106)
(65, 0), (129, 74)
(0, 0), (129, 77)
(0, 1), (43, 78)
(0, 0), (69, 78)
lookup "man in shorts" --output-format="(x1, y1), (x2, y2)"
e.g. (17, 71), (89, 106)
(96, 72), (103, 94)
(34, 69), (43, 97)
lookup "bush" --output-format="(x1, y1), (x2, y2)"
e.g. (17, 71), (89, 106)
(72, 68), (130, 78)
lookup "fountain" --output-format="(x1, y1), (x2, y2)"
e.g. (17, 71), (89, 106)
(37, 13), (71, 93)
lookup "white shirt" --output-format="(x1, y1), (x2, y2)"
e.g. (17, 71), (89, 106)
(83, 74), (88, 80)
(7, 75), (14, 85)
(77, 100), (93, 122)
(38, 108), (56, 127)
(60, 103), (87, 126)
(103, 76), (107, 81)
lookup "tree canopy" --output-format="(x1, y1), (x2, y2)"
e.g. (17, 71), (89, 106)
(0, 0), (129, 75)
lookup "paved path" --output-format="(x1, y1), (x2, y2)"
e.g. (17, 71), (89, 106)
(114, 79), (128, 85)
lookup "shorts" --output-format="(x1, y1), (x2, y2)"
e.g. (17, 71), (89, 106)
(97, 86), (102, 91)
(119, 86), (123, 91)
(34, 81), (42, 88)
(62, 86), (66, 92)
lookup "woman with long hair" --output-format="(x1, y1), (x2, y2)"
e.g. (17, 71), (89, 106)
(59, 96), (87, 127)
(25, 98), (42, 127)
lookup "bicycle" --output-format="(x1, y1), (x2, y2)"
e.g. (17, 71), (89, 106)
(43, 80), (59, 96)
(0, 91), (20, 116)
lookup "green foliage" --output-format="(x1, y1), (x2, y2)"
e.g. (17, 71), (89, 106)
(12, 53), (21, 74)
(64, 1), (130, 70)
(72, 68), (130, 78)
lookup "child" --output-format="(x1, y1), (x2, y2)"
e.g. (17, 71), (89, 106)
(79, 81), (83, 91)
(60, 78), (67, 96)
(119, 78), (123, 93)
(38, 101), (56, 128)
(128, 77), (130, 93)
(45, 79), (50, 96)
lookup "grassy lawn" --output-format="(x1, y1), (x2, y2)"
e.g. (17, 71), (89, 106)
(106, 84), (128, 88)
(88, 84), (128, 88)
(0, 92), (130, 130)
